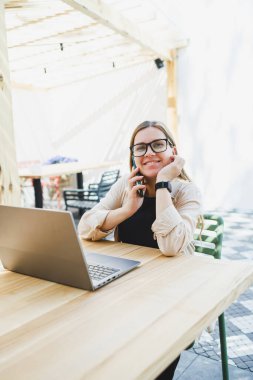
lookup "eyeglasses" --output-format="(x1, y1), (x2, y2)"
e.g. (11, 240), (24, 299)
(130, 138), (173, 157)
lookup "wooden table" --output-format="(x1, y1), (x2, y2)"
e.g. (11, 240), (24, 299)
(1, 240), (253, 380)
(18, 161), (122, 208)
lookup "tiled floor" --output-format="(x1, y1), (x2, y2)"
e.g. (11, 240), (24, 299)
(184, 209), (253, 378)
(174, 350), (253, 379)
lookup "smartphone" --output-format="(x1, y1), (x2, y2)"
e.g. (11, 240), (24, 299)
(132, 157), (144, 197)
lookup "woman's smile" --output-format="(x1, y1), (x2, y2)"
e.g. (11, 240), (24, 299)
(143, 159), (161, 166)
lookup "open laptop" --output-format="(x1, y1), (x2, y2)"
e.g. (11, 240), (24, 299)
(0, 205), (140, 290)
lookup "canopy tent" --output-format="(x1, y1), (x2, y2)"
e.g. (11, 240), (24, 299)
(1, 0), (187, 207)
(2, 0), (253, 210)
(5, 0), (187, 89)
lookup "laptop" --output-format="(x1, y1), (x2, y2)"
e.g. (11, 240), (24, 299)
(0, 205), (140, 290)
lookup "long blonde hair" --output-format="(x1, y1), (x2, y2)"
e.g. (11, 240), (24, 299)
(129, 120), (191, 181)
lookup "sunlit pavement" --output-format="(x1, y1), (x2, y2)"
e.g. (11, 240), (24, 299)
(175, 209), (253, 379)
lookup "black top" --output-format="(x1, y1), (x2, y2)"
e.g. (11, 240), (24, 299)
(118, 196), (158, 249)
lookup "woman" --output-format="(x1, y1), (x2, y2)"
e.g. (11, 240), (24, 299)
(78, 120), (202, 379)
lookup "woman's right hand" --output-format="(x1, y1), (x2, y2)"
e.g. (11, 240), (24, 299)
(122, 167), (146, 216)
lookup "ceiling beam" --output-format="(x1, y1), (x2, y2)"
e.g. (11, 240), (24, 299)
(62, 0), (188, 61)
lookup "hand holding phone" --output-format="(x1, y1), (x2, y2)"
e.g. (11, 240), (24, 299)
(132, 158), (144, 197)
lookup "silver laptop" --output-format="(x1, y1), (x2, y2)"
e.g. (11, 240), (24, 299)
(0, 206), (140, 290)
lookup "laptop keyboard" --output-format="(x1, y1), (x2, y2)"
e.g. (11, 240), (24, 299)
(88, 264), (120, 281)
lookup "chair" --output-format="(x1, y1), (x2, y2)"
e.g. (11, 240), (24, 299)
(63, 169), (120, 216)
(63, 189), (99, 216)
(87, 170), (120, 199)
(190, 214), (229, 380)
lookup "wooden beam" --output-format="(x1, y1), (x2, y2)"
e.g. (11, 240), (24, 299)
(62, 0), (187, 61)
(0, 3), (21, 206)
(11, 55), (156, 90)
(166, 49), (178, 141)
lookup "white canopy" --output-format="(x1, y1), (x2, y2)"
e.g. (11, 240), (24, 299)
(2, 0), (253, 210)
(5, 0), (186, 88)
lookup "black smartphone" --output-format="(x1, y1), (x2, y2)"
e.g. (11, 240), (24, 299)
(132, 157), (144, 197)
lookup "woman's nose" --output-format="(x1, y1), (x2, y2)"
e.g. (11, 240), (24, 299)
(144, 145), (155, 156)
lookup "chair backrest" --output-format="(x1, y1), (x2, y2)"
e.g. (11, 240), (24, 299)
(98, 169), (120, 199)
(64, 189), (98, 203)
(193, 214), (224, 259)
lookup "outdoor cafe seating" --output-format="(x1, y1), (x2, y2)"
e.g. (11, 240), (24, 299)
(63, 169), (120, 216)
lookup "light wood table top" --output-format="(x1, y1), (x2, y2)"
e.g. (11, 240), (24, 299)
(18, 160), (122, 179)
(1, 240), (253, 380)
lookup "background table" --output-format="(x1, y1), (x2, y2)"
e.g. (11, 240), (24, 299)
(18, 160), (122, 208)
(1, 240), (253, 379)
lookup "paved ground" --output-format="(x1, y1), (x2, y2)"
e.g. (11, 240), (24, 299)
(175, 209), (253, 379)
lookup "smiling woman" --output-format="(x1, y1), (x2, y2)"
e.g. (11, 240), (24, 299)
(78, 120), (202, 379)
(78, 120), (202, 256)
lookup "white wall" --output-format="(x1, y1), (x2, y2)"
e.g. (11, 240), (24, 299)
(155, 0), (253, 211)
(11, 0), (253, 211)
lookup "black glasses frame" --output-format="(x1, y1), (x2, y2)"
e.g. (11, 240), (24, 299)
(130, 138), (173, 157)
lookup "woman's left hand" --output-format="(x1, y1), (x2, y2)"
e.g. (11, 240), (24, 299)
(157, 155), (185, 181)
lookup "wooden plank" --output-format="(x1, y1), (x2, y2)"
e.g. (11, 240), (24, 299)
(18, 160), (122, 178)
(166, 49), (179, 141)
(0, 4), (20, 206)
(63, 0), (187, 61)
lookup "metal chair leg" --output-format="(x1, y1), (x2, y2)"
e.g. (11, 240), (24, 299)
(218, 313), (229, 380)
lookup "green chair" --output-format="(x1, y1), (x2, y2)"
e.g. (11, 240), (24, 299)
(192, 214), (229, 380)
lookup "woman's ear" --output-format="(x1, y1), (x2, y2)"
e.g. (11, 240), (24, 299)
(172, 146), (177, 155)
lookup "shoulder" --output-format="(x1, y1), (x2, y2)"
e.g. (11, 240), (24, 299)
(105, 173), (129, 198)
(112, 173), (129, 190)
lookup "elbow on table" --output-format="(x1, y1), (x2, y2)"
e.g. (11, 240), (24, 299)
(77, 226), (97, 241)
(158, 245), (182, 257)
(78, 232), (102, 242)
(78, 231), (92, 241)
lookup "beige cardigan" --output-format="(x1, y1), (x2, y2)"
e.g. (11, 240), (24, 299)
(78, 175), (202, 256)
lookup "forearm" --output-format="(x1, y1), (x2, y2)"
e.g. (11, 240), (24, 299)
(155, 216), (195, 256)
(153, 182), (202, 255)
(155, 187), (173, 216)
(101, 206), (132, 231)
(154, 196), (185, 255)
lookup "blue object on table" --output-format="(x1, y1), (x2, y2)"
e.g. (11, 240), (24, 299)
(44, 156), (78, 165)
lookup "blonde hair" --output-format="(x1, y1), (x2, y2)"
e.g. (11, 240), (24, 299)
(129, 120), (191, 182)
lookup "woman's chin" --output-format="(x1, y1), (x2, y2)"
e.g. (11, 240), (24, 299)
(142, 169), (159, 180)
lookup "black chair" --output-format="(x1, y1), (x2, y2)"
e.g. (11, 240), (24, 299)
(87, 170), (120, 197)
(63, 169), (120, 216)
